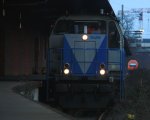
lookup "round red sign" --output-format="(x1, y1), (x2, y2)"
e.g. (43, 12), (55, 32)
(128, 60), (138, 70)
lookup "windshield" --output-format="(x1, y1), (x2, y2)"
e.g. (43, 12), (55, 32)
(54, 20), (106, 34)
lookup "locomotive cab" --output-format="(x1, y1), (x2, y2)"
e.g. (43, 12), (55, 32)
(49, 15), (125, 80)
(48, 15), (126, 108)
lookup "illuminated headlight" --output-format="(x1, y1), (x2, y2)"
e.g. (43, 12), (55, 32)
(99, 63), (106, 76)
(82, 34), (88, 41)
(100, 69), (106, 76)
(64, 68), (70, 75)
(64, 63), (70, 75)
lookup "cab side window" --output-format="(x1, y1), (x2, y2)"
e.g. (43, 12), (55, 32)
(108, 21), (120, 48)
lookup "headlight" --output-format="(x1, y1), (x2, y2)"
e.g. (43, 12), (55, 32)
(100, 69), (106, 75)
(64, 68), (70, 75)
(82, 34), (88, 41)
(64, 63), (70, 75)
(99, 63), (106, 76)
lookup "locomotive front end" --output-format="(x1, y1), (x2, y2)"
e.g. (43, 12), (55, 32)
(63, 33), (108, 80)
(47, 15), (126, 108)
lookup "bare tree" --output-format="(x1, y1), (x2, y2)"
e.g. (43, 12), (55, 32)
(117, 12), (135, 38)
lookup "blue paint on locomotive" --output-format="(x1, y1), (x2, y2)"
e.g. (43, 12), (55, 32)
(63, 37), (83, 74)
(87, 36), (107, 74)
(63, 34), (107, 76)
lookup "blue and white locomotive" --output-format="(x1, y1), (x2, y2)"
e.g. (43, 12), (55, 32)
(46, 14), (127, 108)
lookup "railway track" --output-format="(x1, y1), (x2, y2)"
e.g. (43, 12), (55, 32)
(97, 108), (111, 120)
(68, 108), (110, 120)
(62, 104), (113, 120)
(97, 111), (106, 120)
(53, 92), (115, 120)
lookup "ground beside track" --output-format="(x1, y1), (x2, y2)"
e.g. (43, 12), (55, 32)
(0, 81), (72, 120)
(104, 69), (150, 120)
